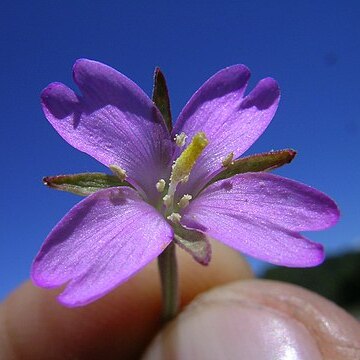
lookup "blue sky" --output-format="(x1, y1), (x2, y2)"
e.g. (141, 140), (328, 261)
(1, 0), (359, 299)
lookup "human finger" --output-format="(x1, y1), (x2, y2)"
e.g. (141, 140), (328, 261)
(143, 279), (360, 359)
(0, 242), (252, 359)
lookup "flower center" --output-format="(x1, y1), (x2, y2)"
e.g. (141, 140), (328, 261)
(157, 131), (208, 222)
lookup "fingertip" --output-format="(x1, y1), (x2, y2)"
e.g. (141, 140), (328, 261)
(143, 279), (360, 360)
(0, 242), (252, 359)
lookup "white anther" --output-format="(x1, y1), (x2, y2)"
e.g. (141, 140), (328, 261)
(163, 194), (173, 207)
(222, 152), (234, 167)
(156, 179), (166, 193)
(109, 164), (127, 181)
(167, 212), (182, 224)
(178, 194), (192, 209)
(174, 132), (187, 147)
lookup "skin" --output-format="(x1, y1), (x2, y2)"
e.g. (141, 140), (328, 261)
(1, 242), (359, 360)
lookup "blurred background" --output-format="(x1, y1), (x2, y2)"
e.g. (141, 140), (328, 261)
(1, 1), (359, 313)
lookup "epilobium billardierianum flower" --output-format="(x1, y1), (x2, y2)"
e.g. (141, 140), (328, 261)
(32, 59), (339, 309)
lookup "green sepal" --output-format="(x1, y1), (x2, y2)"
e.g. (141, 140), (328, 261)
(208, 149), (297, 186)
(173, 225), (211, 265)
(43, 172), (132, 196)
(152, 67), (172, 132)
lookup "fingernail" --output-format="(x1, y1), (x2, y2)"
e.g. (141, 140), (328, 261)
(143, 303), (322, 360)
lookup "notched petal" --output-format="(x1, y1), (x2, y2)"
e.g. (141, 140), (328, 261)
(41, 83), (83, 130)
(43, 172), (132, 196)
(42, 59), (172, 204)
(173, 225), (211, 265)
(207, 149), (297, 186)
(240, 77), (280, 110)
(171, 67), (281, 197)
(181, 172), (339, 267)
(32, 187), (173, 306)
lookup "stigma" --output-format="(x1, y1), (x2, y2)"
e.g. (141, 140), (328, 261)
(161, 132), (208, 215)
(170, 132), (208, 184)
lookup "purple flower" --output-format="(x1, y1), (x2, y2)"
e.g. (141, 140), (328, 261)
(32, 59), (339, 307)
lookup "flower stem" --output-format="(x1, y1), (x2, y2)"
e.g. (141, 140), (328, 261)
(157, 241), (179, 322)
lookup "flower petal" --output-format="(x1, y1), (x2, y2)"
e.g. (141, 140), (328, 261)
(173, 66), (280, 196)
(181, 173), (339, 267)
(41, 59), (173, 204)
(31, 187), (173, 306)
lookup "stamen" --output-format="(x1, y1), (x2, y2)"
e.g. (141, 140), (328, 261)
(222, 152), (234, 167)
(171, 132), (208, 184)
(163, 194), (173, 207)
(167, 212), (182, 224)
(156, 179), (166, 192)
(109, 165), (127, 181)
(178, 194), (192, 209)
(175, 132), (187, 147)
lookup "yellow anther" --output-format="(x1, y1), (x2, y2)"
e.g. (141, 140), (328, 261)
(171, 132), (208, 183)
(109, 164), (127, 181)
(222, 152), (234, 167)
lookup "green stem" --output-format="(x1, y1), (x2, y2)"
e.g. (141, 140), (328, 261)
(157, 242), (179, 322)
